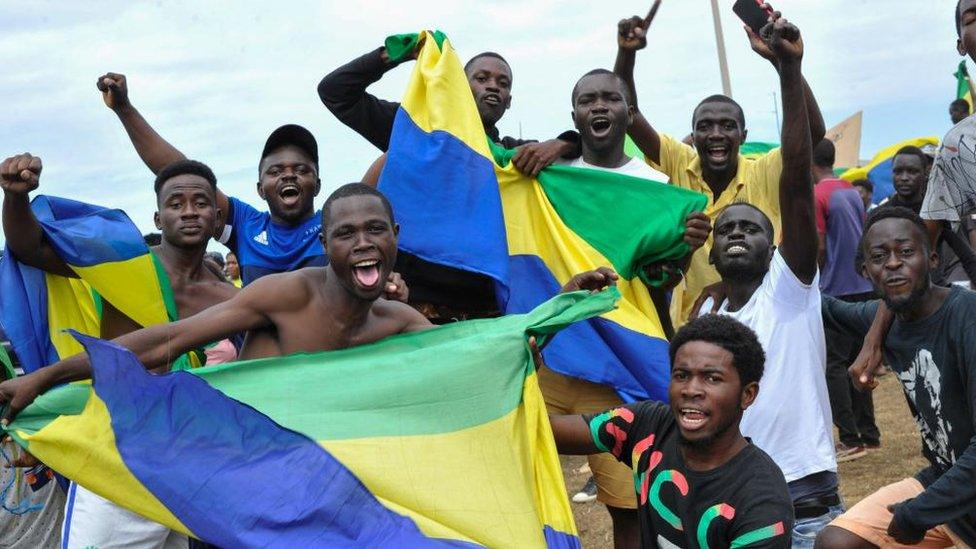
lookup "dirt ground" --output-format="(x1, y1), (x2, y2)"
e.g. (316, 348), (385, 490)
(559, 374), (927, 547)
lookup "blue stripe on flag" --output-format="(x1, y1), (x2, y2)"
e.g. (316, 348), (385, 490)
(32, 196), (146, 267)
(73, 332), (476, 548)
(0, 255), (57, 372)
(505, 255), (670, 403)
(379, 109), (509, 298)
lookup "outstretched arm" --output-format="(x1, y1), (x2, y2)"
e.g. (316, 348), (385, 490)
(767, 15), (817, 283)
(0, 275), (289, 424)
(744, 7), (825, 143)
(318, 47), (412, 152)
(97, 73), (186, 175)
(97, 73), (229, 236)
(524, 338), (600, 454)
(0, 154), (74, 277)
(615, 2), (662, 163)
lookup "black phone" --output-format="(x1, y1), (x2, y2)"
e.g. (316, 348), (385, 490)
(733, 0), (772, 35)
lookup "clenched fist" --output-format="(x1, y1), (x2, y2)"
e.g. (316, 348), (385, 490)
(0, 153), (42, 196)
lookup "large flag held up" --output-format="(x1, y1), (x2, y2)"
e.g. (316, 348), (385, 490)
(3, 290), (622, 548)
(379, 31), (707, 403)
(0, 196), (185, 374)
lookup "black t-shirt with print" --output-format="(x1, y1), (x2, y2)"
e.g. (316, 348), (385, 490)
(822, 288), (976, 546)
(584, 401), (793, 549)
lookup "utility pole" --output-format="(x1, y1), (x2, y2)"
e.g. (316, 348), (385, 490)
(709, 0), (733, 97)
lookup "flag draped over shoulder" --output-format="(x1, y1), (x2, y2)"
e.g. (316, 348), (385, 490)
(841, 137), (939, 204)
(378, 31), (707, 403)
(5, 290), (619, 548)
(0, 196), (179, 374)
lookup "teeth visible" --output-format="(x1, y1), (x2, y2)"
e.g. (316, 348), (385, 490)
(727, 245), (747, 254)
(353, 260), (379, 267)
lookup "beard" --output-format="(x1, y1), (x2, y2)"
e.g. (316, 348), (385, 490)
(877, 282), (929, 315)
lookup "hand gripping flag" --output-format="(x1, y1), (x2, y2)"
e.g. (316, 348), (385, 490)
(378, 31), (707, 403)
(3, 289), (621, 548)
(0, 196), (200, 374)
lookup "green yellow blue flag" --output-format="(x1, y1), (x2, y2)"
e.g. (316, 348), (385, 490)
(378, 31), (706, 403)
(4, 290), (619, 547)
(0, 196), (195, 374)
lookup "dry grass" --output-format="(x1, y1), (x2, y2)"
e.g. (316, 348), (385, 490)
(560, 374), (927, 547)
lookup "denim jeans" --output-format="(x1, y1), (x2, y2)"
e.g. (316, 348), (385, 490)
(791, 504), (845, 547)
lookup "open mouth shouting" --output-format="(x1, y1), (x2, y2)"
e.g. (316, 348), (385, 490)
(706, 144), (730, 165)
(589, 115), (613, 138)
(351, 259), (382, 290)
(277, 183), (302, 208)
(678, 407), (709, 432)
(724, 243), (749, 257)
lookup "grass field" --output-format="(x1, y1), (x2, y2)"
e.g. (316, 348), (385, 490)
(559, 374), (927, 547)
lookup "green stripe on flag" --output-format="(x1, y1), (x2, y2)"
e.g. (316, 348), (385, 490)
(537, 165), (707, 285)
(7, 383), (91, 447)
(385, 31), (447, 63)
(193, 289), (617, 440)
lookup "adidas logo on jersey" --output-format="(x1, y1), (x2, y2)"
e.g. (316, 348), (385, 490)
(253, 231), (268, 246)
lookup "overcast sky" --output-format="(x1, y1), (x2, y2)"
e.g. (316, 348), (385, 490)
(0, 0), (963, 248)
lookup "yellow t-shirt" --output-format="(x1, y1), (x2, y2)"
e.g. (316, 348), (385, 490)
(648, 133), (784, 327)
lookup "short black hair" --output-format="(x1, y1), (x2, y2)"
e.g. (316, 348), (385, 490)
(693, 94), (746, 128)
(571, 68), (631, 105)
(951, 98), (971, 112)
(858, 206), (931, 260)
(893, 145), (928, 168)
(813, 139), (836, 169)
(154, 160), (217, 196)
(321, 183), (395, 230)
(669, 314), (765, 387)
(143, 232), (162, 246)
(851, 178), (874, 193)
(716, 201), (775, 238)
(464, 52), (511, 74)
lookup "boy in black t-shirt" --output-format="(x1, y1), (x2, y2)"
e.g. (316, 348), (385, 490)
(546, 314), (794, 548)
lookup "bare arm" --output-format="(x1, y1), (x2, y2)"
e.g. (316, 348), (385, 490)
(769, 17), (817, 283)
(0, 276), (288, 423)
(0, 154), (74, 277)
(550, 414), (601, 455)
(744, 13), (824, 143)
(615, 5), (662, 164)
(817, 233), (827, 270)
(848, 302), (893, 391)
(98, 73), (230, 236)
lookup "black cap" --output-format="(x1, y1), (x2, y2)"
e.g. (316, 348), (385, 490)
(261, 124), (318, 167)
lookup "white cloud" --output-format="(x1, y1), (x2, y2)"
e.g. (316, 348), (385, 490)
(0, 0), (964, 247)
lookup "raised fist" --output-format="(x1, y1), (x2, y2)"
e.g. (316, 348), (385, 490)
(0, 153), (42, 196)
(96, 72), (130, 111)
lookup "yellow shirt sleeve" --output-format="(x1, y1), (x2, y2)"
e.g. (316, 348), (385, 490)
(646, 133), (697, 184)
(746, 147), (785, 241)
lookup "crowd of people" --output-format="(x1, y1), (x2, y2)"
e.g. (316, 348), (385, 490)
(1, 1), (976, 548)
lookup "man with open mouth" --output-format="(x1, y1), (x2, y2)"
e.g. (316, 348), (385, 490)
(318, 37), (583, 323)
(687, 15), (840, 547)
(540, 66), (710, 548)
(615, 4), (825, 328)
(547, 314), (793, 549)
(94, 74), (406, 300)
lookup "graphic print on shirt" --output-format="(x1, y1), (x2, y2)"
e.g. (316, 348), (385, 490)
(588, 406), (790, 548)
(898, 349), (955, 467)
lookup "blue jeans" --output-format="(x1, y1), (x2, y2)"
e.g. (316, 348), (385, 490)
(791, 504), (845, 547)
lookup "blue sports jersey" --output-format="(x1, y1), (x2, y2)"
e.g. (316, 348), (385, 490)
(219, 197), (327, 285)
